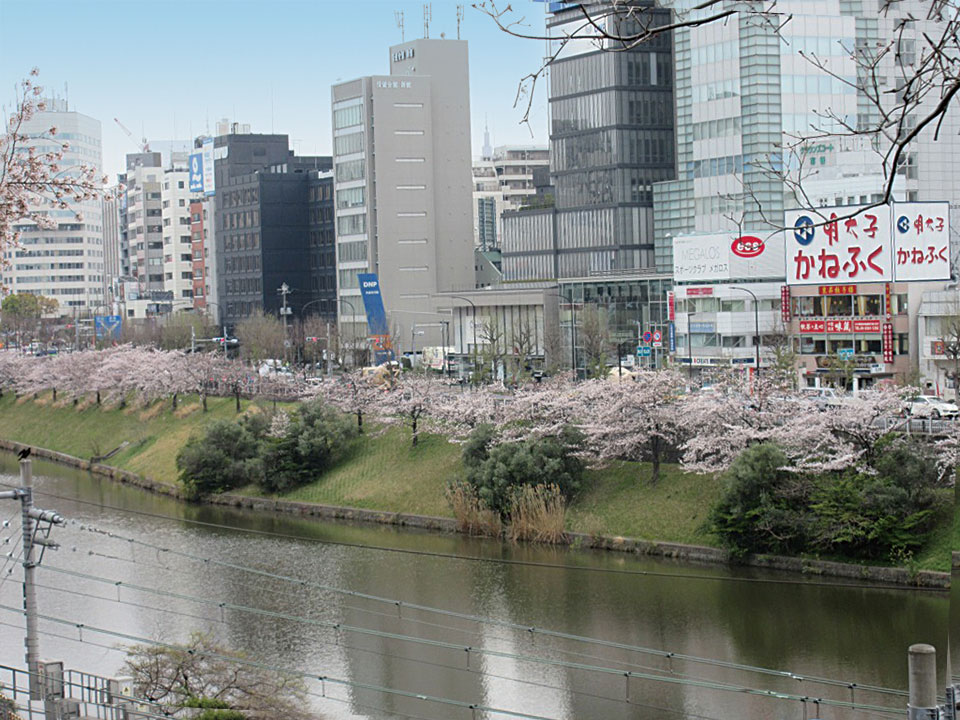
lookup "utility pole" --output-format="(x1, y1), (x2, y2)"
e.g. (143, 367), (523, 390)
(326, 322), (333, 377)
(191, 324), (196, 354)
(0, 456), (65, 710)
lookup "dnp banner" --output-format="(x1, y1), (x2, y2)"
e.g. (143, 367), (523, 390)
(357, 273), (395, 362)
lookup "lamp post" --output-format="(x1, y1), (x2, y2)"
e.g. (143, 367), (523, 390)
(729, 286), (761, 375)
(339, 296), (359, 368)
(545, 289), (578, 380)
(300, 298), (333, 376)
(687, 310), (696, 383)
(443, 294), (479, 377)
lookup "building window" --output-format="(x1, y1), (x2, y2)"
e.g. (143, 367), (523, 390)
(337, 214), (366, 236)
(334, 132), (364, 156)
(336, 187), (365, 209)
(333, 104), (363, 130)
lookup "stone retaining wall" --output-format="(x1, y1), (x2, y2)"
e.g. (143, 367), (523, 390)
(0, 438), (949, 589)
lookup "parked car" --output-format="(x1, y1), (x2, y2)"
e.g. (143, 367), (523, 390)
(800, 387), (845, 410)
(904, 395), (959, 419)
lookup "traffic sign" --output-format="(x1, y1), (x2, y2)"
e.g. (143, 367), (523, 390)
(636, 347), (652, 357)
(652, 330), (662, 348)
(642, 331), (653, 343)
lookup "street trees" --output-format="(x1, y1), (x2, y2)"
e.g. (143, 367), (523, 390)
(0, 293), (56, 349)
(235, 312), (285, 370)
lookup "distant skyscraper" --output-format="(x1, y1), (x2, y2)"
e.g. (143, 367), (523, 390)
(331, 38), (476, 350)
(2, 98), (105, 312)
(502, 1), (676, 281)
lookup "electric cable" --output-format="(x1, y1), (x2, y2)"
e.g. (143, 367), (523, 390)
(64, 520), (914, 699)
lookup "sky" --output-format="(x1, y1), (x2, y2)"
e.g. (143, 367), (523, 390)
(0, 0), (550, 179)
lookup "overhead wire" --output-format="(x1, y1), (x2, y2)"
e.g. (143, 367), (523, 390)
(5, 481), (941, 592)
(64, 520), (913, 699)
(23, 564), (908, 716)
(0, 603), (904, 719)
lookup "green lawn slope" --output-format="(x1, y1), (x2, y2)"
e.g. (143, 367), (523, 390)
(0, 393), (952, 572)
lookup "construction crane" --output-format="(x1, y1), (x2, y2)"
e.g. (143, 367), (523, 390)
(114, 117), (150, 153)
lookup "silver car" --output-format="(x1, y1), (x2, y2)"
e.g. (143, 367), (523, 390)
(904, 395), (960, 419)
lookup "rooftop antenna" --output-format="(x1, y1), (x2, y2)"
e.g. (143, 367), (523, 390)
(456, 4), (464, 39)
(423, 3), (431, 38)
(395, 10), (405, 42)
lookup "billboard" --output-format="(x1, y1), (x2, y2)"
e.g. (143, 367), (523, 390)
(785, 205), (893, 286)
(201, 138), (216, 197)
(891, 201), (951, 281)
(188, 152), (204, 193)
(673, 231), (784, 283)
(357, 273), (394, 363)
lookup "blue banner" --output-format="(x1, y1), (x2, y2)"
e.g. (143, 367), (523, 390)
(94, 315), (122, 340)
(668, 322), (676, 353)
(357, 273), (394, 363)
(188, 152), (203, 193)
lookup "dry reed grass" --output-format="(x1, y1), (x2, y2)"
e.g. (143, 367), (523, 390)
(446, 482), (502, 537)
(174, 402), (201, 419)
(506, 484), (568, 544)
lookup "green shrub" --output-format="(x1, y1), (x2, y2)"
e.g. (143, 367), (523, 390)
(258, 399), (355, 494)
(462, 424), (584, 517)
(176, 420), (262, 499)
(707, 443), (810, 557)
(709, 439), (944, 560)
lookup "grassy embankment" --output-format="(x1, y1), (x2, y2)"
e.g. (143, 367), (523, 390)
(0, 393), (952, 572)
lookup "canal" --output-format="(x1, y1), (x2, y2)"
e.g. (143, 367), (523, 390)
(0, 454), (949, 719)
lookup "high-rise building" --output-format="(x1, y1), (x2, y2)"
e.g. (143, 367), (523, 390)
(102, 193), (121, 305)
(331, 38), (476, 350)
(161, 153), (196, 305)
(307, 170), (337, 319)
(501, 1), (676, 281)
(120, 152), (165, 294)
(2, 98), (105, 313)
(472, 144), (549, 251)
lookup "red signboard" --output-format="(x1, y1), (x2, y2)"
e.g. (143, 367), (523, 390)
(884, 282), (892, 321)
(786, 206), (892, 285)
(731, 235), (765, 258)
(799, 318), (882, 334)
(780, 285), (791, 323)
(667, 291), (675, 321)
(882, 322), (894, 363)
(818, 284), (857, 295)
(799, 320), (825, 333)
(932, 340), (946, 356)
(686, 287), (713, 296)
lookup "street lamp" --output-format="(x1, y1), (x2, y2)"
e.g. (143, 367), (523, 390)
(339, 296), (360, 368)
(300, 298), (333, 376)
(729, 286), (761, 375)
(546, 289), (577, 380)
(443, 294), (479, 376)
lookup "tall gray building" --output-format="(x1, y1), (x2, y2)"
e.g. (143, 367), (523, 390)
(331, 38), (476, 351)
(502, 1), (676, 281)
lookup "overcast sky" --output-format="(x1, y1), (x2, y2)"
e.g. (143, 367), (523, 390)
(0, 0), (550, 178)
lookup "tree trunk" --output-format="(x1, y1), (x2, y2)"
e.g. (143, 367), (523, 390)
(357, 410), (363, 433)
(235, 388), (241, 413)
(201, 392), (208, 412)
(172, 392), (178, 411)
(52, 388), (56, 402)
(96, 390), (101, 405)
(650, 436), (661, 486)
(411, 417), (418, 447)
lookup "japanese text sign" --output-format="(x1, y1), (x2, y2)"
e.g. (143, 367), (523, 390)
(891, 202), (951, 281)
(785, 205), (892, 286)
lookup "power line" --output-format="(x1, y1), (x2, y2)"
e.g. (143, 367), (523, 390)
(8, 482), (940, 593)
(65, 520), (913, 699)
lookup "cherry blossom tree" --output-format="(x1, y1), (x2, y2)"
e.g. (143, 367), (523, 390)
(319, 370), (391, 433)
(378, 373), (450, 447)
(577, 371), (688, 485)
(1, 69), (107, 255)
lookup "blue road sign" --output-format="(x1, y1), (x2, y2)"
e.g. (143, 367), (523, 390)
(94, 315), (122, 340)
(636, 346), (652, 357)
(668, 322), (676, 352)
(793, 215), (815, 245)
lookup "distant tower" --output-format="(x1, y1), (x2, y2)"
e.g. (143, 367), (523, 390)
(481, 118), (492, 161)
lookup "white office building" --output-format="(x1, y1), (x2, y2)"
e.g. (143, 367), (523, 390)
(161, 153), (197, 304)
(2, 98), (105, 313)
(331, 38), (476, 351)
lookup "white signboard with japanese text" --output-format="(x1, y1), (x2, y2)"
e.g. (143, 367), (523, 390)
(785, 205), (892, 286)
(201, 138), (216, 197)
(673, 232), (784, 283)
(891, 202), (951, 281)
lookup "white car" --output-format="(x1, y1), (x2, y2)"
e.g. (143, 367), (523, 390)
(904, 395), (959, 419)
(800, 387), (844, 410)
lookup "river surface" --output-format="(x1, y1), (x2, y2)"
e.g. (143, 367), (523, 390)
(0, 453), (949, 720)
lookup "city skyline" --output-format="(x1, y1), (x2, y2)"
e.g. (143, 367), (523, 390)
(0, 0), (549, 179)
